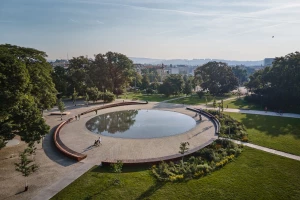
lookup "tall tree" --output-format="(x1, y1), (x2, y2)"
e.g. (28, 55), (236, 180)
(194, 62), (238, 95)
(0, 44), (57, 111)
(183, 76), (193, 96)
(158, 74), (184, 96)
(0, 45), (53, 148)
(141, 74), (150, 90)
(231, 65), (248, 85)
(245, 52), (300, 110)
(93, 52), (134, 94)
(67, 56), (91, 95)
(15, 146), (39, 191)
(57, 99), (65, 120)
(52, 66), (68, 96)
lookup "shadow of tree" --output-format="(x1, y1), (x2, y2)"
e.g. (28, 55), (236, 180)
(225, 98), (261, 110)
(236, 114), (300, 139)
(136, 181), (166, 200)
(42, 126), (77, 166)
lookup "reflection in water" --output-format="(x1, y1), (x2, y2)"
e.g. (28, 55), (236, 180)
(86, 110), (196, 139)
(86, 110), (138, 134)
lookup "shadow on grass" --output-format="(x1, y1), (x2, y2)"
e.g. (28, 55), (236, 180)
(136, 181), (166, 200)
(225, 98), (262, 110)
(237, 114), (300, 139)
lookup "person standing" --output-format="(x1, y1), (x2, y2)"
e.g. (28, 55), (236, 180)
(98, 136), (102, 145)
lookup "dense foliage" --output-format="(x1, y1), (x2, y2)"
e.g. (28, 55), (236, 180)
(158, 74), (184, 96)
(152, 139), (243, 182)
(245, 52), (300, 111)
(53, 52), (135, 98)
(194, 62), (238, 95)
(0, 44), (56, 148)
(207, 110), (248, 141)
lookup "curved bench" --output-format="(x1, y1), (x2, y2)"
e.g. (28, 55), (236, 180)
(53, 118), (87, 161)
(186, 107), (221, 134)
(53, 101), (148, 161)
(80, 101), (148, 116)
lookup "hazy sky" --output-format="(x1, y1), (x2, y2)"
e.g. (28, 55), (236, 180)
(1, 0), (299, 60)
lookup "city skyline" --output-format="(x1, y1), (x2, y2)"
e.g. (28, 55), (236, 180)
(1, 0), (299, 60)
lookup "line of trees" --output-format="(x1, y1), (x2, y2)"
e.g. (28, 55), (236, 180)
(52, 52), (135, 98)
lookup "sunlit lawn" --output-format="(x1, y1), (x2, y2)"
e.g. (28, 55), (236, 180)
(223, 97), (262, 110)
(226, 112), (300, 155)
(52, 148), (300, 200)
(169, 93), (234, 105)
(119, 92), (183, 102)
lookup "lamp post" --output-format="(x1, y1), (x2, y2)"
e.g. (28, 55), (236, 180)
(102, 86), (105, 105)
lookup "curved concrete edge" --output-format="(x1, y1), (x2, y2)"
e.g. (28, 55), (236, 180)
(103, 138), (216, 164)
(53, 118), (87, 161)
(53, 101), (149, 162)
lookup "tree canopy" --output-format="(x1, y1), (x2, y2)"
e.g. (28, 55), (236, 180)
(0, 44), (55, 148)
(245, 52), (300, 110)
(158, 74), (184, 97)
(194, 62), (238, 95)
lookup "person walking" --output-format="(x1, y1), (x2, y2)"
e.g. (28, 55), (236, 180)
(98, 136), (102, 145)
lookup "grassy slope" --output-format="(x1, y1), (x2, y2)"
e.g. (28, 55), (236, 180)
(169, 94), (234, 105)
(227, 112), (300, 155)
(223, 97), (262, 110)
(52, 148), (300, 200)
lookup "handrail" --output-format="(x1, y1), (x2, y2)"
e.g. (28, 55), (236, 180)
(186, 107), (220, 134)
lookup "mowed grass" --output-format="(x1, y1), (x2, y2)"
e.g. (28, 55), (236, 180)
(226, 112), (300, 155)
(52, 148), (300, 200)
(119, 92), (183, 102)
(169, 93), (234, 105)
(223, 97), (262, 110)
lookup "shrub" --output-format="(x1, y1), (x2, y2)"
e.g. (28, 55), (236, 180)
(197, 91), (205, 98)
(103, 92), (115, 102)
(110, 160), (123, 173)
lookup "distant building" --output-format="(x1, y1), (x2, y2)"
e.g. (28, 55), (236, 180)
(50, 59), (69, 69)
(264, 58), (274, 67)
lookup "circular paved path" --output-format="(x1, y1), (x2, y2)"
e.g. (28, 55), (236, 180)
(59, 102), (217, 163)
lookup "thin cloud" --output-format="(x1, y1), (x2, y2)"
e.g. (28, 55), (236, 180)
(232, 23), (285, 36)
(69, 18), (79, 23)
(96, 20), (104, 24)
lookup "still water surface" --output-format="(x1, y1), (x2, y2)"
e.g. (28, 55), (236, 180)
(86, 110), (196, 139)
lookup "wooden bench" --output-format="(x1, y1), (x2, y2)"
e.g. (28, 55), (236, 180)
(53, 101), (148, 161)
(53, 118), (87, 161)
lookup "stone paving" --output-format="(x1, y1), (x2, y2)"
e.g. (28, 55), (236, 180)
(32, 101), (218, 200)
(3, 97), (300, 200)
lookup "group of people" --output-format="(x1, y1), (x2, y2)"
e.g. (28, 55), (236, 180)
(94, 137), (102, 146)
(75, 114), (81, 120)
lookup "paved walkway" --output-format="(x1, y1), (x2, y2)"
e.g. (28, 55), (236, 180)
(196, 105), (300, 119)
(222, 138), (300, 161)
(32, 101), (217, 200)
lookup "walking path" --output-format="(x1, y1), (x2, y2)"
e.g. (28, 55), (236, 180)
(197, 105), (300, 119)
(222, 138), (300, 161)
(31, 101), (217, 200)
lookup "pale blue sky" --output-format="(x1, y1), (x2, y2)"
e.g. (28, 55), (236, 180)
(1, 0), (299, 60)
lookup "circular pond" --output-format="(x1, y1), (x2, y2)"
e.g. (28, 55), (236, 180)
(86, 110), (196, 139)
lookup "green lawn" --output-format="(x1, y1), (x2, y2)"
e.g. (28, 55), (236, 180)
(226, 112), (300, 155)
(52, 148), (300, 200)
(119, 92), (183, 102)
(223, 97), (262, 110)
(169, 94), (234, 105)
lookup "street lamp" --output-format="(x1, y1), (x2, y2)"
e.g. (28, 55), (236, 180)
(102, 86), (105, 105)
